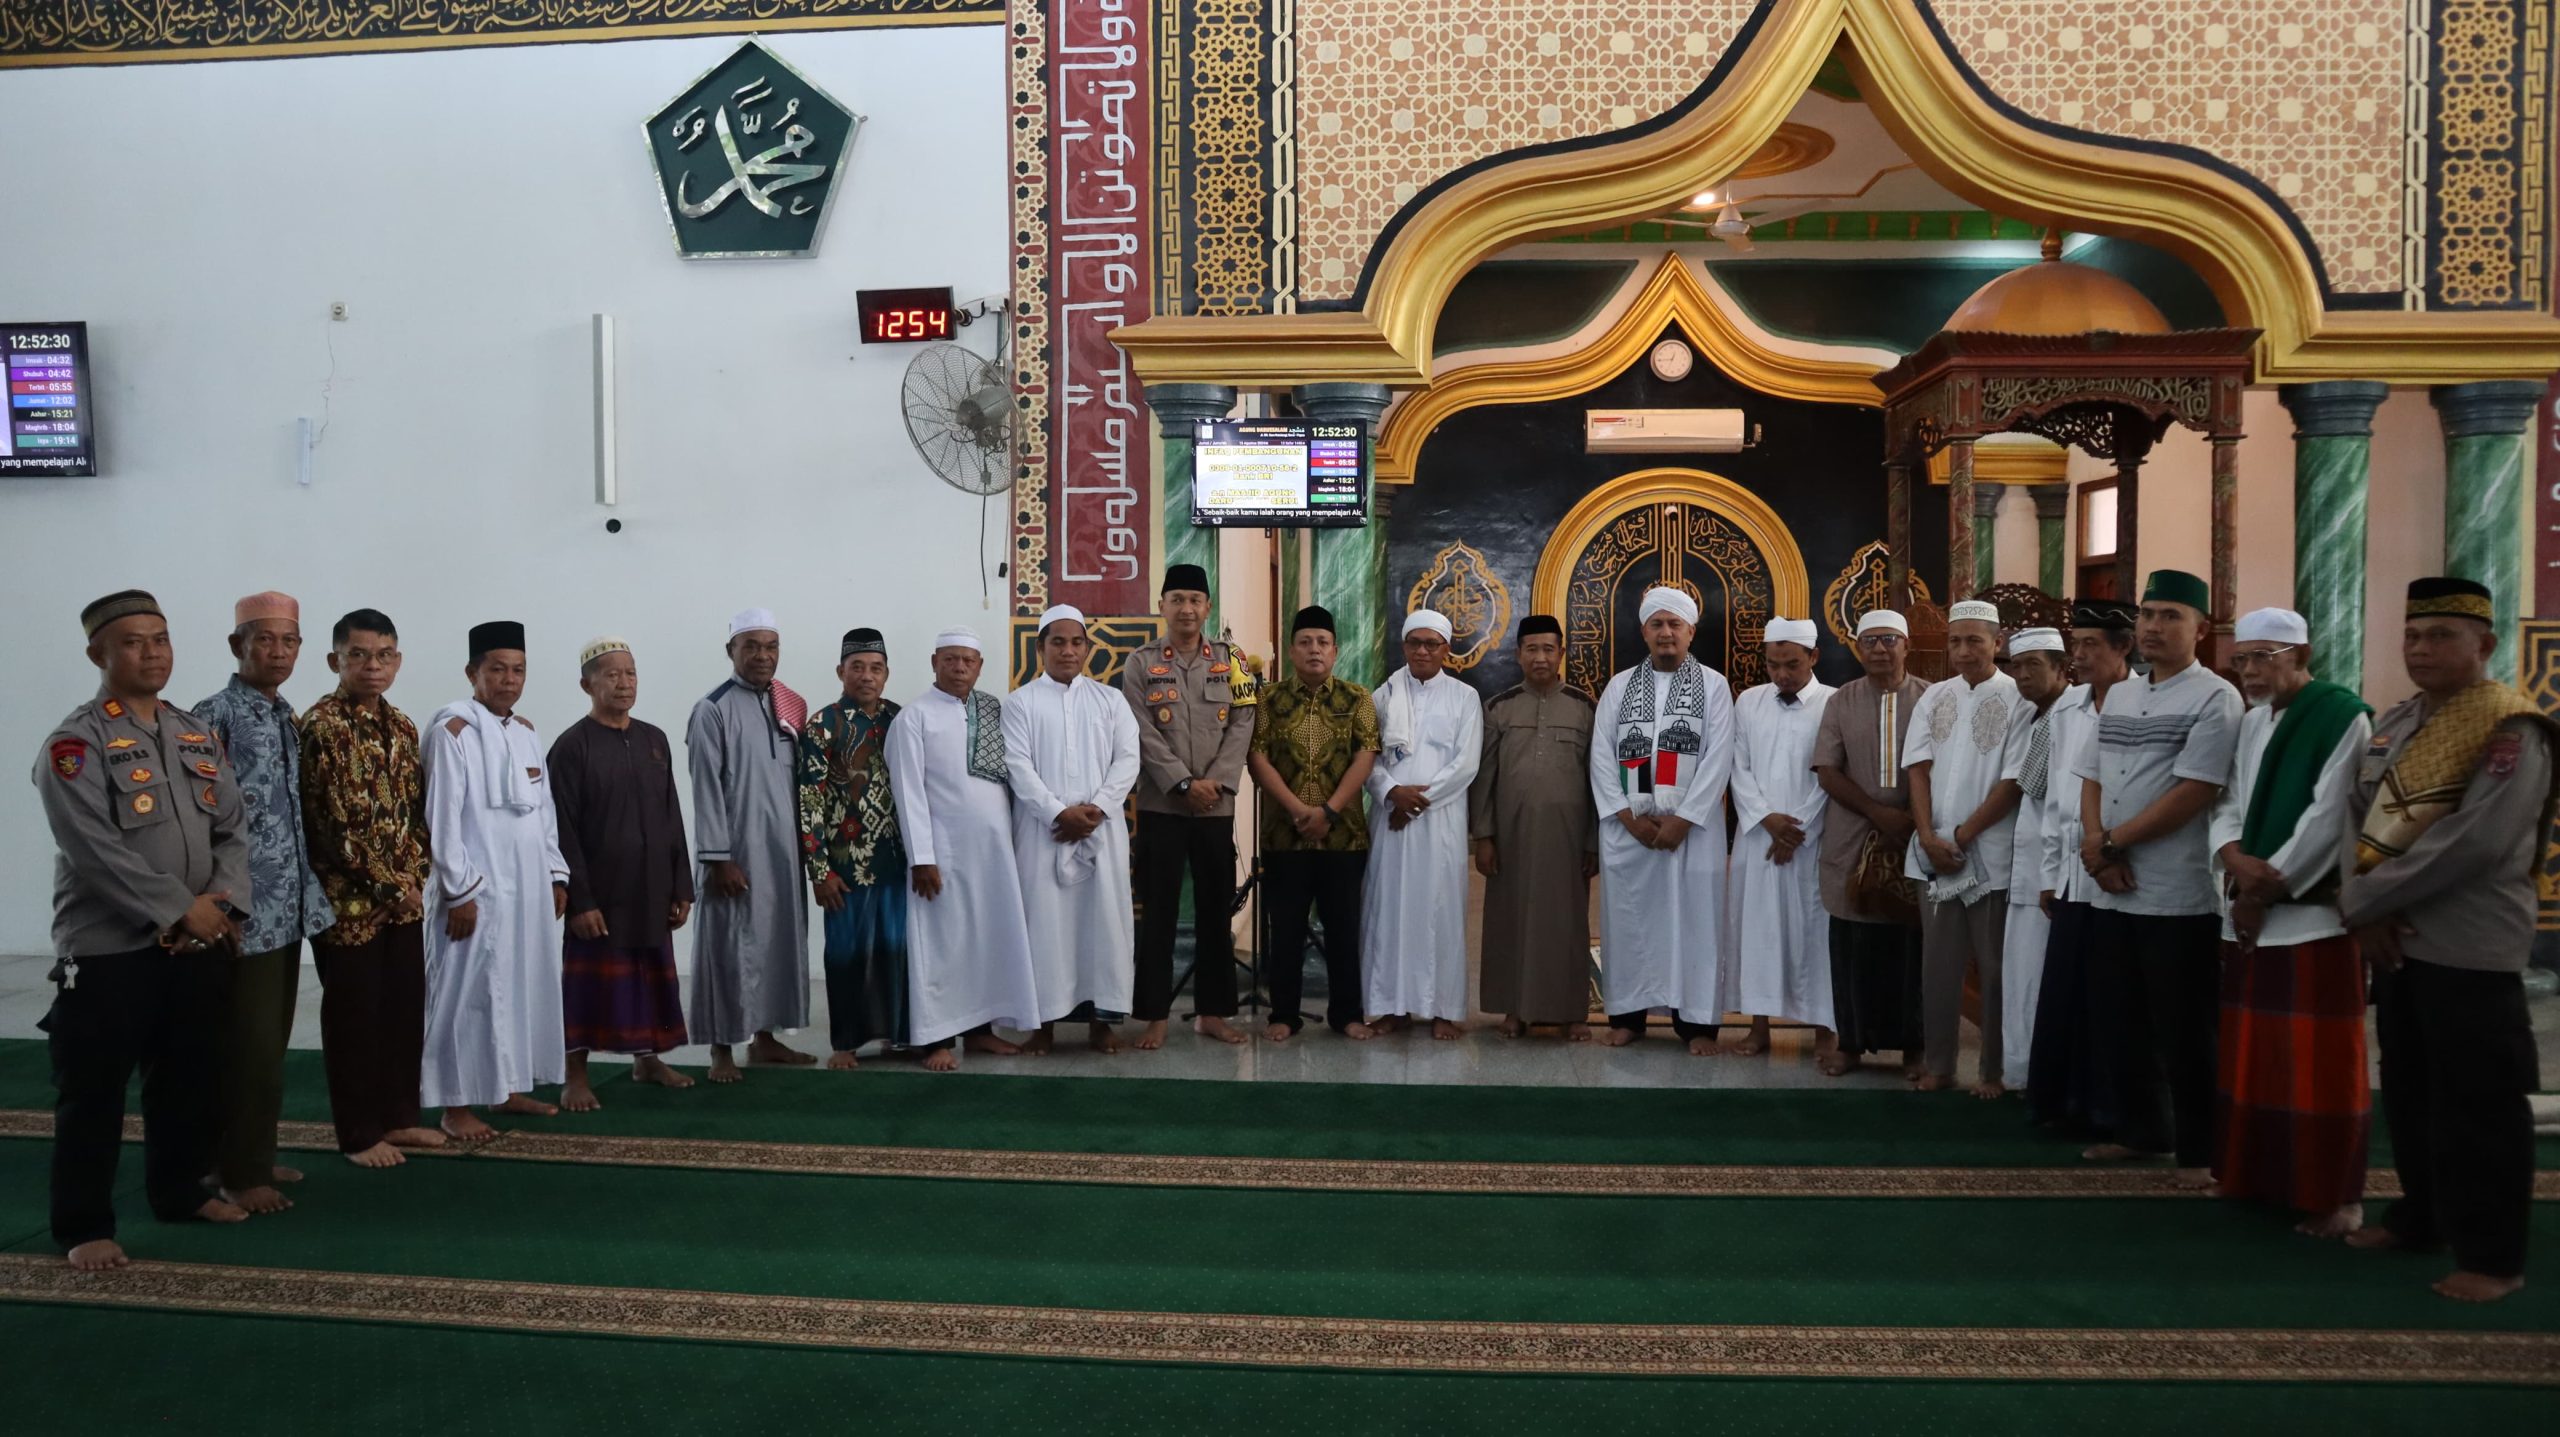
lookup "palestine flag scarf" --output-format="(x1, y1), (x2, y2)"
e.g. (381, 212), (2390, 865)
(1614, 657), (1709, 813)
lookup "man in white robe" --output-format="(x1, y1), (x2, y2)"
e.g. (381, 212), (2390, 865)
(1724, 617), (1834, 1059)
(421, 622), (568, 1142)
(887, 626), (1042, 1071)
(1590, 587), (1736, 1055)
(1903, 599), (2022, 1096)
(1997, 627), (2070, 1093)
(1003, 605), (1143, 1053)
(1360, 608), (1484, 1038)
(687, 607), (814, 1082)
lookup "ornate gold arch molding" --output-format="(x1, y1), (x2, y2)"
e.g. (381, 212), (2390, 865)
(1371, 254), (1884, 485)
(1111, 0), (2560, 388)
(1532, 468), (1812, 623)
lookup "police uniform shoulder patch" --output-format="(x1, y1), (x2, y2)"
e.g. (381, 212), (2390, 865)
(105, 737), (137, 750)
(100, 698), (125, 719)
(178, 731), (207, 744)
(1148, 665), (1171, 677)
(49, 739), (86, 781)
(2485, 730), (2523, 779)
(201, 785), (219, 806)
(193, 760), (219, 777)
(128, 768), (153, 784)
(131, 792), (155, 815)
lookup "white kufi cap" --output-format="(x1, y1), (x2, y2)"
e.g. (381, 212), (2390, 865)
(728, 607), (779, 637)
(1639, 586), (1699, 625)
(933, 626), (983, 654)
(1038, 604), (1087, 633)
(1856, 609), (1909, 637)
(1402, 608), (1453, 640)
(1949, 599), (2001, 626)
(2234, 607), (2310, 645)
(1762, 617), (1818, 648)
(2009, 627), (2064, 655)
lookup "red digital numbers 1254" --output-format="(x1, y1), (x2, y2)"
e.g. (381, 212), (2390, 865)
(856, 287), (957, 345)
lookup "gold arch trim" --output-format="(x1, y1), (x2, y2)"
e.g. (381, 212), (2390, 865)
(1372, 254), (1883, 485)
(1110, 0), (2560, 388)
(1533, 468), (1812, 628)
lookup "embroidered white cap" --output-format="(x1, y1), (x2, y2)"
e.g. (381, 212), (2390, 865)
(1948, 599), (2001, 625)
(1856, 609), (1909, 637)
(2009, 627), (2064, 655)
(2234, 607), (2310, 645)
(933, 627), (983, 654)
(728, 607), (779, 637)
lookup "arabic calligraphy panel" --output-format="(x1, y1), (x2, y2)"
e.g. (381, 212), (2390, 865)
(643, 39), (859, 259)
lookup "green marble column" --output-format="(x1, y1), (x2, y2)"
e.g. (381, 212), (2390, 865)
(2033, 485), (2068, 597)
(1973, 481), (2006, 592)
(1946, 438), (1977, 601)
(1144, 383), (1238, 624)
(1297, 382), (1395, 690)
(2433, 380), (2544, 684)
(2277, 381), (2387, 695)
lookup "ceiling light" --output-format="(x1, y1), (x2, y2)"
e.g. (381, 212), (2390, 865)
(1691, 190), (1716, 207)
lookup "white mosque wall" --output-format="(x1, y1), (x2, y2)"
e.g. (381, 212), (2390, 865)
(0, 29), (1008, 958)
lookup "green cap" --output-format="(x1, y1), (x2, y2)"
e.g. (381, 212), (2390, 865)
(2140, 568), (2211, 616)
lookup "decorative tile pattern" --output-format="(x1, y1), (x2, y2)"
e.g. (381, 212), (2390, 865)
(1187, 0), (1276, 314)
(1009, 1), (1054, 615)
(1931, 1), (2407, 296)
(2428, 0), (2547, 307)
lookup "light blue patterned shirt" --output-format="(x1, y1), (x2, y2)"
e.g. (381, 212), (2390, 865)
(195, 674), (334, 952)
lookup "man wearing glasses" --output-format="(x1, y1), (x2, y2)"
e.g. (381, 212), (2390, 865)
(1810, 609), (1932, 1078)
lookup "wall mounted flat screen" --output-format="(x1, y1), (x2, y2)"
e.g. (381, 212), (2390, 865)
(3, 322), (94, 477)
(1191, 419), (1366, 528)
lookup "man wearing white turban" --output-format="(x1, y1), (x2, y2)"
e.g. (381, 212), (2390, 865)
(1810, 608), (1931, 1078)
(1723, 617), (1835, 1059)
(1588, 587), (1736, 1053)
(687, 608), (814, 1082)
(1361, 609), (1484, 1036)
(1903, 597), (2022, 1096)
(887, 626), (1043, 1070)
(1002, 606), (1143, 1052)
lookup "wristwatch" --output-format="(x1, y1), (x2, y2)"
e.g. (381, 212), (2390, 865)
(1173, 779), (1193, 797)
(2099, 829), (2128, 865)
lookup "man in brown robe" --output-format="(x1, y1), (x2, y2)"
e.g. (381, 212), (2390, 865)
(1470, 615), (1598, 1038)
(1810, 608), (1931, 1077)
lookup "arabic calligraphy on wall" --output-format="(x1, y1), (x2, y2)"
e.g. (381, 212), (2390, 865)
(645, 41), (857, 258)
(1, 1), (1002, 69)
(1404, 542), (1512, 672)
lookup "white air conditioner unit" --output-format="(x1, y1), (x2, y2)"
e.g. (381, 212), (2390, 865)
(1584, 408), (1751, 454)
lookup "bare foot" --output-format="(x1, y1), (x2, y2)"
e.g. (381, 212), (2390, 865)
(1816, 1052), (1855, 1077)
(2297, 1204), (2363, 1238)
(1432, 1019), (1464, 1041)
(66, 1239), (128, 1271)
(2170, 1167), (2215, 1191)
(1600, 1027), (1639, 1047)
(1264, 1021), (1294, 1043)
(384, 1126), (448, 1149)
(2344, 1226), (2403, 1251)
(1343, 1021), (1379, 1041)
(1566, 1023), (1593, 1043)
(1089, 1022), (1122, 1054)
(440, 1108), (499, 1144)
(1901, 1060), (1927, 1083)
(1914, 1074), (1955, 1092)
(222, 1184), (291, 1214)
(498, 1093), (558, 1116)
(1195, 1015), (1247, 1046)
(1020, 1028), (1055, 1056)
(826, 1050), (861, 1070)
(633, 1056), (694, 1089)
(1134, 1020), (1169, 1051)
(562, 1080), (602, 1113)
(1727, 1021), (1771, 1056)
(1969, 1081), (2007, 1101)
(922, 1047), (959, 1072)
(747, 1034), (816, 1066)
(708, 1046), (744, 1083)
(196, 1197), (248, 1224)
(346, 1142), (405, 1169)
(965, 1031), (1024, 1057)
(1686, 1034), (1721, 1057)
(273, 1165), (304, 1184)
(1373, 1015), (1412, 1035)
(1497, 1016), (1527, 1039)
(2434, 1271), (2525, 1303)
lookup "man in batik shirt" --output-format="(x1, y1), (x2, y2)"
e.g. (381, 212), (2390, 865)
(799, 627), (909, 1068)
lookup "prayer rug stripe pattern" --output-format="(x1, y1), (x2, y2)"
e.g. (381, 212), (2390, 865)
(11, 1108), (2556, 1199)
(0, 1255), (2548, 1384)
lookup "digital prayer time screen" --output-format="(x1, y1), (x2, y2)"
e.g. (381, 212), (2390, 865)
(1190, 419), (1367, 528)
(2, 322), (95, 477)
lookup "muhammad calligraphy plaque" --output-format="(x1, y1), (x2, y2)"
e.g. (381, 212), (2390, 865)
(644, 41), (860, 260)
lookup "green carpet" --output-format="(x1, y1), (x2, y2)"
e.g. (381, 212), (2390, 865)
(0, 1143), (2547, 1333)
(3, 1037), (2546, 1170)
(5, 1305), (2550, 1436)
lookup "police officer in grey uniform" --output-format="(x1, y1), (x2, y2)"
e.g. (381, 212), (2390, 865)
(1120, 562), (1257, 1047)
(35, 589), (251, 1269)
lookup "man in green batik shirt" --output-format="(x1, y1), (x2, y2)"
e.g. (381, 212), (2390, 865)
(797, 628), (909, 1069)
(1248, 604), (1381, 1042)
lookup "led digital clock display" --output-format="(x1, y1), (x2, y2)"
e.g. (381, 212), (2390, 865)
(2, 322), (96, 478)
(857, 287), (957, 345)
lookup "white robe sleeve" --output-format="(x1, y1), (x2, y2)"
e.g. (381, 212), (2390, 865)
(2041, 776), (2081, 894)
(1096, 686), (1143, 812)
(886, 704), (938, 869)
(2268, 714), (2371, 899)
(1419, 689), (1483, 807)
(424, 721), (486, 903)
(1671, 677), (1735, 828)
(1589, 673), (1631, 819)
(1730, 692), (1772, 832)
(2207, 716), (2251, 860)
(1001, 687), (1068, 822)
(686, 697), (734, 863)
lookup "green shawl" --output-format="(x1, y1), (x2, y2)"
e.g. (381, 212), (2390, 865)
(2238, 678), (2370, 859)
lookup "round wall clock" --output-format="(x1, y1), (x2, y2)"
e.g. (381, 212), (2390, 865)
(1648, 338), (1694, 382)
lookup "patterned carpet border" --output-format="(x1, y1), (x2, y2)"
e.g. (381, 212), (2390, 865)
(0, 1254), (2548, 1383)
(3, 1109), (2554, 1201)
